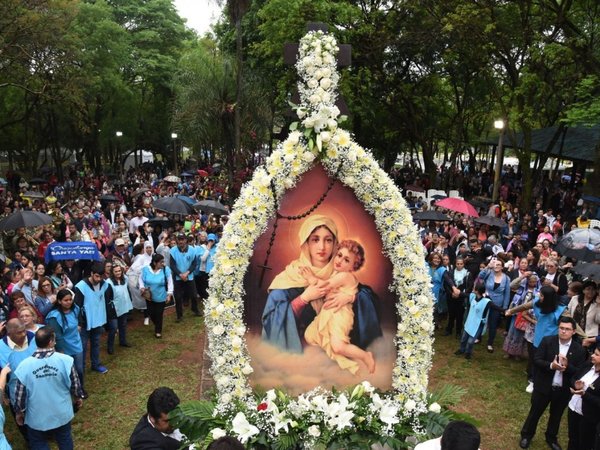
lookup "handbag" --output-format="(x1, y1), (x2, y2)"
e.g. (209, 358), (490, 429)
(514, 312), (528, 331)
(141, 288), (152, 301)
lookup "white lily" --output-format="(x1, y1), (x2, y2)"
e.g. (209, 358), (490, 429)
(231, 412), (259, 444)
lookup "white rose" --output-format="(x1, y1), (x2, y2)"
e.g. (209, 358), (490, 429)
(231, 336), (243, 348)
(327, 119), (337, 130)
(405, 399), (417, 411)
(314, 69), (323, 79)
(309, 94), (321, 105)
(212, 325), (225, 335)
(307, 425), (321, 437)
(322, 67), (331, 78)
(288, 131), (300, 145)
(242, 364), (254, 375)
(303, 117), (315, 128)
(320, 78), (332, 89)
(296, 109), (306, 119)
(235, 326), (246, 336)
(283, 178), (294, 189)
(307, 79), (318, 89)
(363, 174), (373, 184)
(303, 152), (316, 163)
(320, 131), (331, 143)
(321, 92), (331, 103)
(211, 428), (227, 440)
(428, 402), (441, 414)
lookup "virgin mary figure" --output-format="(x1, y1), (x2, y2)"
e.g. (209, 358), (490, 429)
(261, 214), (382, 354)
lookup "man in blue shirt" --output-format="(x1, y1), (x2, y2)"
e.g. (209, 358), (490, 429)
(14, 326), (84, 450)
(169, 233), (199, 322)
(73, 262), (113, 377)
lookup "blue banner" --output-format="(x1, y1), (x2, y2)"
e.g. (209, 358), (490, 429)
(45, 242), (102, 263)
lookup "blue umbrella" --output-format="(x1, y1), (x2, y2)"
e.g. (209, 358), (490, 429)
(176, 195), (196, 205)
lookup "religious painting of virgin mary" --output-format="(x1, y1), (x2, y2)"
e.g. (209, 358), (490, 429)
(243, 165), (398, 395)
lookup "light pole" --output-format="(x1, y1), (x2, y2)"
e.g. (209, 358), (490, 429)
(491, 120), (505, 204)
(171, 133), (178, 174)
(115, 131), (123, 176)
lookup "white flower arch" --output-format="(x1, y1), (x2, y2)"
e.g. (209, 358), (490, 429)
(204, 30), (434, 418)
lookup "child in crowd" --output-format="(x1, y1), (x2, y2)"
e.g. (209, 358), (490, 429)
(455, 282), (498, 360)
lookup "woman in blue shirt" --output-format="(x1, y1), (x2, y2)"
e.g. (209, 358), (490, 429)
(479, 258), (511, 353)
(140, 254), (174, 338)
(45, 289), (85, 395)
(106, 265), (134, 353)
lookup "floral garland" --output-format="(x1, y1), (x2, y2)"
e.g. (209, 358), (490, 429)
(194, 30), (435, 447)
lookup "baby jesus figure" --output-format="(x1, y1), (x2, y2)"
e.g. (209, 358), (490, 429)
(302, 239), (376, 374)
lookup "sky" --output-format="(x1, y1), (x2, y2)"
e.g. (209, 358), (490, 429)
(173, 0), (223, 35)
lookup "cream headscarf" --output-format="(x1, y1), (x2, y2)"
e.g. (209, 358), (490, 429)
(268, 214), (338, 290)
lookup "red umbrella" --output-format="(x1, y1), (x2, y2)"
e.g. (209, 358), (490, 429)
(435, 198), (479, 217)
(197, 169), (209, 177)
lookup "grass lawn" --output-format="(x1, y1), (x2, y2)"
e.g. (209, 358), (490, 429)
(3, 313), (570, 449)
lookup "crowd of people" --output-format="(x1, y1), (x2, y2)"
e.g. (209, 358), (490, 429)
(0, 159), (597, 448)
(0, 164), (229, 448)
(421, 193), (600, 449)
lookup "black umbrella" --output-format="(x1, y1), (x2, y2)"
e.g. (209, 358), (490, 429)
(572, 262), (600, 281)
(147, 216), (175, 228)
(581, 195), (600, 205)
(99, 194), (119, 203)
(470, 198), (492, 209)
(413, 211), (452, 221)
(153, 197), (195, 216)
(28, 178), (47, 185)
(555, 228), (600, 262)
(193, 199), (228, 216)
(474, 216), (506, 228)
(0, 211), (53, 230)
(432, 194), (448, 200)
(132, 186), (151, 198)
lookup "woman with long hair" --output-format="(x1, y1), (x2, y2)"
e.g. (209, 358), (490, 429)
(106, 265), (134, 353)
(478, 258), (511, 352)
(139, 254), (174, 338)
(45, 289), (86, 396)
(568, 280), (600, 339)
(33, 276), (56, 317)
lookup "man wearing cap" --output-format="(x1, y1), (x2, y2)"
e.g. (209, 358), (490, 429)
(170, 233), (199, 321)
(111, 238), (132, 272)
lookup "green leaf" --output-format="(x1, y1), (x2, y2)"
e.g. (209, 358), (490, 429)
(289, 121), (298, 131)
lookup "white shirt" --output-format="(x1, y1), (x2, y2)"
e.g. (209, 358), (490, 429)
(551, 339), (571, 387)
(129, 216), (148, 234)
(568, 366), (600, 415)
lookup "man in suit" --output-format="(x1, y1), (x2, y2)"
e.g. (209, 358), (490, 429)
(520, 316), (587, 450)
(130, 387), (182, 450)
(567, 347), (600, 450)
